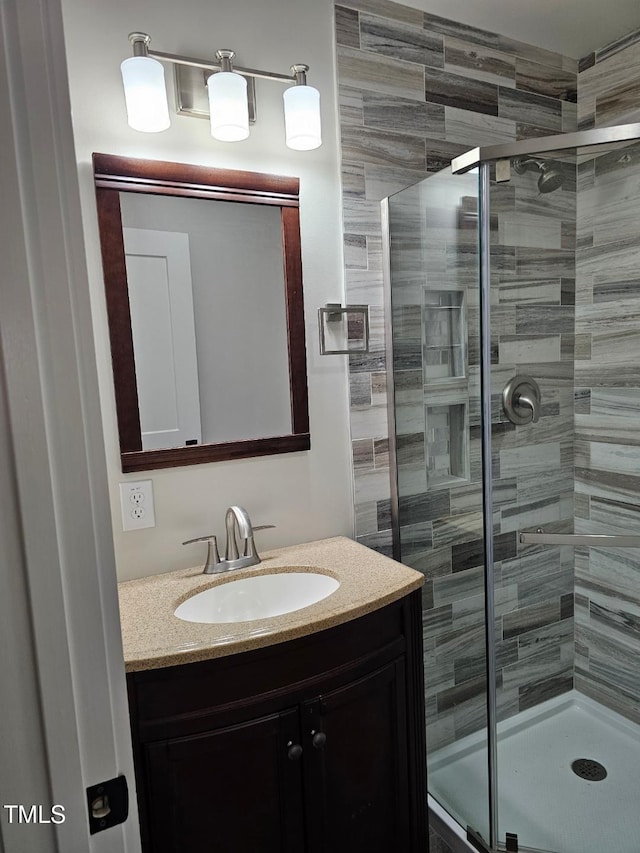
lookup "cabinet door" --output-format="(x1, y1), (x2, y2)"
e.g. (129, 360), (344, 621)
(302, 658), (410, 853)
(142, 708), (305, 853)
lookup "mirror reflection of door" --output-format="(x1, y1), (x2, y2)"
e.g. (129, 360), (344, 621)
(124, 228), (203, 450)
(120, 192), (292, 447)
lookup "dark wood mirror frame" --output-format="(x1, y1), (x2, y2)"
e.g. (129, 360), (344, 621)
(93, 153), (310, 473)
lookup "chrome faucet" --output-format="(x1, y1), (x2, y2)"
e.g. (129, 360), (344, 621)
(183, 506), (274, 574)
(224, 505), (258, 565)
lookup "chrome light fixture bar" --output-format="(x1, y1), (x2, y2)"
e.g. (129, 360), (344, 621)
(121, 33), (322, 150)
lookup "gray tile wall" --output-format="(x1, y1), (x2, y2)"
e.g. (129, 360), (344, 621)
(335, 0), (579, 749)
(574, 28), (640, 723)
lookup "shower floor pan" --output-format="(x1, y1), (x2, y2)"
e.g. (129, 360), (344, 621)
(428, 690), (640, 853)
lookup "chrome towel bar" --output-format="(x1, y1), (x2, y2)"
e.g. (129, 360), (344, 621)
(519, 530), (640, 548)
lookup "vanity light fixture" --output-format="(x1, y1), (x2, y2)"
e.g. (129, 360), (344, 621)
(121, 33), (322, 150)
(120, 34), (170, 132)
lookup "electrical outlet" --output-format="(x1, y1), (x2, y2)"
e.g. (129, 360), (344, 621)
(119, 480), (155, 531)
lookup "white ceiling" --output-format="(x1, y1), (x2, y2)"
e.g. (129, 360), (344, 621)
(415, 0), (640, 58)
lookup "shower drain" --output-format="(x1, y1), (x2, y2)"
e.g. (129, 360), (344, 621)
(571, 758), (607, 781)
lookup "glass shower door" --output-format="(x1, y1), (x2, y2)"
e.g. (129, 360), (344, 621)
(487, 136), (640, 853)
(385, 165), (491, 844)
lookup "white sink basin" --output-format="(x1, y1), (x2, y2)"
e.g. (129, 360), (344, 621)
(174, 570), (340, 624)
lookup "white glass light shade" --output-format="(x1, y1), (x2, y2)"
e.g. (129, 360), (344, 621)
(120, 56), (170, 133)
(207, 72), (249, 142)
(283, 85), (321, 151)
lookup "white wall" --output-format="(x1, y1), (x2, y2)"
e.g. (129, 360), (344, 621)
(61, 0), (353, 581)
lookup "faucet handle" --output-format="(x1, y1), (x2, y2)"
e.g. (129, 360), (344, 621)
(244, 524), (275, 561)
(182, 534), (222, 574)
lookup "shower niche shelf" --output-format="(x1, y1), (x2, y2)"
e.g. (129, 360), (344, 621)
(423, 290), (466, 384)
(425, 400), (469, 489)
(422, 288), (470, 490)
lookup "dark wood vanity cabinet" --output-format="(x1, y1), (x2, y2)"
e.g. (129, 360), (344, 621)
(126, 591), (427, 853)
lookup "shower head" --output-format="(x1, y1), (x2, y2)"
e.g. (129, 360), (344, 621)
(512, 156), (563, 194)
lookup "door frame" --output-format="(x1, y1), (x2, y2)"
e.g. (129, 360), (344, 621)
(0, 0), (140, 849)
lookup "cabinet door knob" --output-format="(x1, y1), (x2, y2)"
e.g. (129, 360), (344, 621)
(287, 743), (303, 761)
(312, 731), (326, 749)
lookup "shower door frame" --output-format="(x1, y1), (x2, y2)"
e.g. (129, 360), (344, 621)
(452, 120), (640, 852)
(384, 120), (640, 853)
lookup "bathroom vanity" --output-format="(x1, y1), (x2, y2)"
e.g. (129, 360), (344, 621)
(119, 537), (427, 852)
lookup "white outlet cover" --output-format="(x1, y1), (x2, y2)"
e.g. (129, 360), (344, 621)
(119, 480), (155, 531)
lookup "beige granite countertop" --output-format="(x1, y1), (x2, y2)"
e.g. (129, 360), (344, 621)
(118, 536), (424, 672)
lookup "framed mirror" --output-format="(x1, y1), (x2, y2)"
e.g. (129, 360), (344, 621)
(93, 153), (310, 472)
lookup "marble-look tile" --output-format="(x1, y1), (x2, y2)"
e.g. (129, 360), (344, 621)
(562, 100), (578, 132)
(579, 52), (596, 72)
(337, 45), (425, 99)
(423, 601), (454, 637)
(336, 5), (360, 48)
(517, 568), (573, 609)
(518, 671), (572, 711)
(444, 106), (515, 146)
(426, 138), (469, 173)
(589, 494), (640, 534)
(595, 27), (640, 63)
(574, 674), (639, 726)
(356, 529), (393, 555)
(500, 442), (561, 478)
(342, 124), (427, 170)
(453, 688), (491, 739)
(515, 58), (577, 102)
(502, 644), (563, 691)
(339, 86), (364, 127)
(498, 212), (562, 250)
(592, 277), (640, 304)
(401, 520), (434, 555)
(355, 500), (379, 536)
(350, 373), (372, 407)
(364, 163), (428, 201)
(515, 305), (574, 335)
(425, 67), (499, 116)
(517, 618), (574, 658)
(575, 362), (640, 388)
(373, 437), (390, 468)
(583, 625), (640, 699)
(363, 92), (445, 137)
(422, 12), (500, 51)
(444, 37), (516, 88)
(498, 277), (561, 305)
(516, 468), (573, 506)
(350, 396), (388, 438)
(433, 510), (484, 549)
(344, 233), (367, 269)
(345, 270), (384, 306)
(399, 490), (450, 526)
(500, 496), (561, 534)
(503, 599), (561, 639)
(498, 335), (561, 364)
(515, 248), (575, 279)
(354, 465), (391, 504)
(360, 13), (444, 67)
(451, 531), (517, 573)
(498, 87), (563, 131)
(339, 0), (424, 26)
(560, 593), (574, 619)
(342, 197), (383, 237)
(341, 162), (366, 198)
(396, 431), (424, 465)
(576, 547), (640, 611)
(405, 544), (452, 578)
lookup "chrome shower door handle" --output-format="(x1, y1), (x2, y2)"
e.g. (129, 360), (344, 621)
(502, 375), (541, 425)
